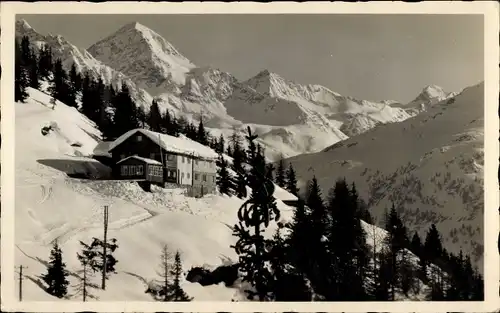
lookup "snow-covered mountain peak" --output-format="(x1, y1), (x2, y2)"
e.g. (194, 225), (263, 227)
(420, 84), (448, 99)
(16, 19), (33, 31)
(88, 22), (196, 94)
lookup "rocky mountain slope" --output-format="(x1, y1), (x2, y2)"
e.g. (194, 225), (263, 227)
(284, 82), (484, 271)
(16, 19), (459, 161)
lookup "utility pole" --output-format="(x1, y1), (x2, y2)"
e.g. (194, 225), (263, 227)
(16, 265), (27, 301)
(83, 262), (87, 301)
(102, 205), (109, 290)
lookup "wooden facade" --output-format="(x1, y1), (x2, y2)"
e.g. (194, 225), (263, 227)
(115, 156), (164, 184)
(108, 129), (217, 195)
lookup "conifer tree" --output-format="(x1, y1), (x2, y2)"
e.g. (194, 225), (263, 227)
(285, 163), (298, 196)
(148, 99), (163, 132)
(28, 50), (40, 89)
(197, 117), (208, 145)
(156, 244), (174, 302)
(216, 134), (225, 154)
(77, 237), (119, 283)
(410, 231), (423, 258)
(20, 36), (32, 68)
(265, 163), (275, 182)
(327, 179), (369, 300)
(231, 127), (281, 301)
(304, 177), (331, 297)
(42, 241), (70, 298)
(169, 251), (192, 301)
(69, 63), (82, 93)
(231, 130), (248, 199)
(49, 59), (70, 104)
(112, 83), (140, 135)
(137, 105), (147, 128)
(275, 156), (286, 187)
(216, 153), (233, 196)
(38, 44), (53, 79)
(423, 224), (443, 263)
(15, 38), (29, 103)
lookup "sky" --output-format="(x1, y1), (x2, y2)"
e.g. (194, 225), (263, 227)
(17, 14), (484, 103)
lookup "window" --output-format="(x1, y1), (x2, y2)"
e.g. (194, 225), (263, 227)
(195, 159), (198, 165)
(182, 172), (185, 179)
(182, 156), (185, 163)
(172, 170), (177, 178)
(212, 176), (215, 183)
(187, 173), (190, 179)
(195, 173), (199, 181)
(167, 154), (174, 161)
(130, 165), (136, 175)
(137, 165), (144, 175)
(136, 135), (142, 142)
(203, 174), (207, 182)
(187, 158), (191, 164)
(121, 165), (128, 176)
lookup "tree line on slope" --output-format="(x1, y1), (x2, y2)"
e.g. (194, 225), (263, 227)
(14, 35), (229, 152)
(226, 127), (483, 301)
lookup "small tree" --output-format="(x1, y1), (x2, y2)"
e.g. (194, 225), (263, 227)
(216, 153), (233, 196)
(170, 251), (192, 301)
(275, 156), (286, 188)
(76, 237), (119, 285)
(231, 127), (281, 301)
(156, 244), (174, 301)
(73, 258), (94, 302)
(285, 163), (298, 196)
(42, 241), (69, 298)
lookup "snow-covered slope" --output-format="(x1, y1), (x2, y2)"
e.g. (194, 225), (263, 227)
(284, 82), (485, 272)
(14, 87), (438, 301)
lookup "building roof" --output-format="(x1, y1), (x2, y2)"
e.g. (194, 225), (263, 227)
(109, 128), (219, 160)
(116, 155), (163, 166)
(93, 141), (113, 158)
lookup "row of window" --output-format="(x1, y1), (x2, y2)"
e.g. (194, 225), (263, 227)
(149, 166), (162, 177)
(121, 164), (216, 184)
(121, 165), (144, 176)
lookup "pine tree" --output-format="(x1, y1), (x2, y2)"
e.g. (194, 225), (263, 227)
(38, 44), (53, 79)
(423, 224), (443, 263)
(112, 83), (140, 135)
(76, 237), (119, 282)
(275, 156), (286, 188)
(196, 117), (208, 145)
(327, 178), (369, 300)
(265, 163), (275, 182)
(169, 251), (192, 301)
(216, 153), (233, 196)
(410, 231), (423, 258)
(69, 63), (82, 93)
(49, 59), (70, 104)
(231, 127), (281, 301)
(137, 105), (147, 128)
(304, 177), (331, 298)
(285, 163), (298, 196)
(20, 36), (32, 69)
(156, 244), (174, 302)
(216, 134), (225, 154)
(42, 241), (69, 298)
(15, 38), (29, 103)
(148, 99), (163, 132)
(28, 50), (40, 89)
(231, 130), (248, 199)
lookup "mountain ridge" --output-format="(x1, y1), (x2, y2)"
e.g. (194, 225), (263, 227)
(16, 18), (461, 161)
